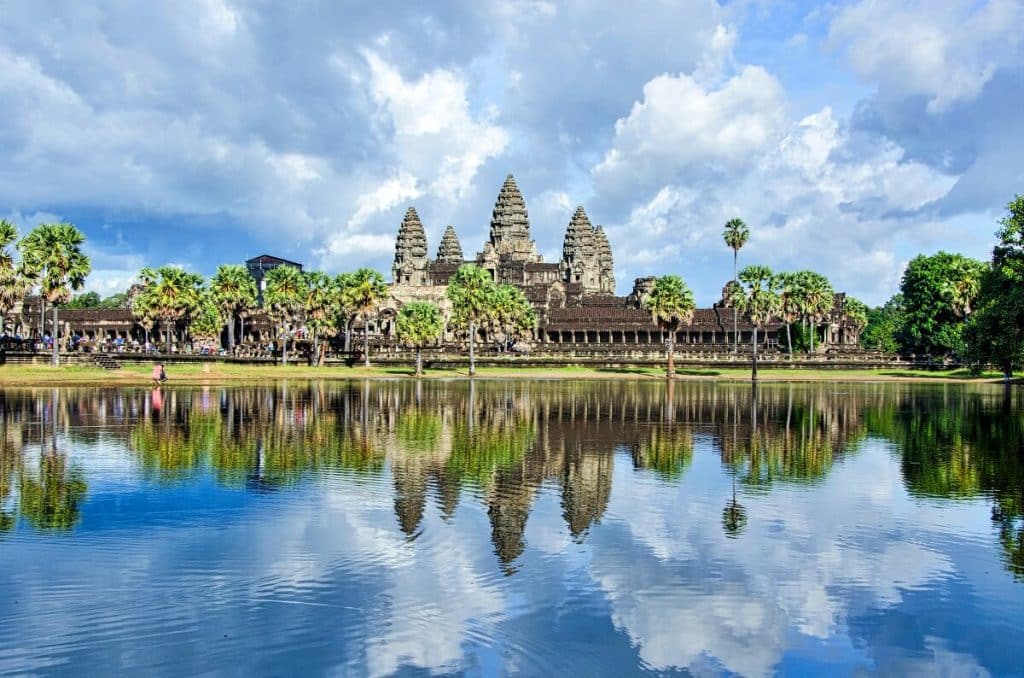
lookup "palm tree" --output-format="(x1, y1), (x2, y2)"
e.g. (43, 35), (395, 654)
(347, 268), (389, 368)
(643, 275), (696, 378)
(0, 219), (26, 336)
(210, 264), (257, 351)
(135, 266), (205, 353)
(396, 301), (444, 376)
(775, 272), (800, 360)
(723, 218), (750, 353)
(18, 223), (92, 365)
(446, 264), (496, 376)
(795, 271), (833, 353)
(188, 291), (224, 350)
(335, 272), (359, 353)
(263, 265), (308, 365)
(730, 265), (781, 381)
(945, 258), (984, 319)
(487, 284), (536, 351)
(303, 271), (339, 366)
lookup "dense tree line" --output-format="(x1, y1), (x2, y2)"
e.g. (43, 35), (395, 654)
(859, 195), (1024, 379)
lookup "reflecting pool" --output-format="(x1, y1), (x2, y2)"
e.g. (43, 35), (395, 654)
(0, 381), (1022, 676)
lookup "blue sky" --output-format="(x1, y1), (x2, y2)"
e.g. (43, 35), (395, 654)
(1, 0), (1021, 305)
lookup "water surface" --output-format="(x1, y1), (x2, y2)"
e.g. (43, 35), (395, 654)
(1, 381), (1022, 676)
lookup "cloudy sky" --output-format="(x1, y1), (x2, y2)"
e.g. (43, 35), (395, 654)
(1, 0), (1021, 305)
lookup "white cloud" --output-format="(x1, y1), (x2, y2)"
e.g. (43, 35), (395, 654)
(829, 0), (1024, 113)
(593, 66), (787, 191)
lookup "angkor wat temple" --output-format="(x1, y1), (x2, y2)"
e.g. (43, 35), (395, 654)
(390, 174), (862, 349)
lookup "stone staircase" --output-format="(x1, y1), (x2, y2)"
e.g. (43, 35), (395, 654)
(90, 354), (122, 370)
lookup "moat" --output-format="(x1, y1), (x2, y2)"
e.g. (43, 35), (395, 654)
(1, 381), (1021, 676)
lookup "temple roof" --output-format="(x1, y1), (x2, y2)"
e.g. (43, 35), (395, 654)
(435, 225), (464, 263)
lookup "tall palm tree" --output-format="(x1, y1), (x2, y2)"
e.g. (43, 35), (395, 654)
(775, 272), (800, 360)
(18, 223), (92, 365)
(335, 272), (359, 352)
(188, 291), (224, 349)
(723, 218), (750, 353)
(446, 264), (496, 376)
(730, 264), (781, 381)
(643, 274), (696, 378)
(396, 301), (445, 376)
(134, 266), (204, 354)
(263, 265), (308, 365)
(347, 268), (389, 369)
(303, 271), (339, 366)
(210, 264), (257, 351)
(795, 271), (833, 353)
(0, 219), (25, 336)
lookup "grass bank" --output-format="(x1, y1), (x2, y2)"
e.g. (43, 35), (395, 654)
(0, 363), (1016, 386)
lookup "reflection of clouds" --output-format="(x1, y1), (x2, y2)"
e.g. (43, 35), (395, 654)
(591, 442), (966, 675)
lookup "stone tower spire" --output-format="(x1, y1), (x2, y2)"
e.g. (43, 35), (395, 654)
(594, 226), (615, 294)
(561, 206), (600, 292)
(435, 225), (464, 264)
(485, 174), (539, 261)
(392, 206), (429, 285)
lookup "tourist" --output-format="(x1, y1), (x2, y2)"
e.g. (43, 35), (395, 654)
(152, 363), (167, 385)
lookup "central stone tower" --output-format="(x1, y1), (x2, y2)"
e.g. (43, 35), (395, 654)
(481, 174), (540, 263)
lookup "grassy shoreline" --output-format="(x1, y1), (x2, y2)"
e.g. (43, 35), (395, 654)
(0, 363), (1016, 386)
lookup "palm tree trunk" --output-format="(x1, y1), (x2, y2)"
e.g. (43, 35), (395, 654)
(363, 318), (370, 368)
(809, 320), (815, 353)
(468, 319), (476, 376)
(165, 320), (172, 354)
(239, 315), (245, 348)
(785, 322), (793, 360)
(751, 326), (759, 382)
(732, 250), (738, 354)
(344, 317), (352, 352)
(415, 346), (423, 377)
(666, 332), (675, 378)
(281, 324), (289, 365)
(51, 303), (59, 366)
(227, 312), (235, 351)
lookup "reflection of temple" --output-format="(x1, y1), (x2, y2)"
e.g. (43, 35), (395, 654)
(4, 382), (1019, 579)
(389, 173), (864, 349)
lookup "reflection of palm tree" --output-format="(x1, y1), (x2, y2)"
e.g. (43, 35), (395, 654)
(20, 399), (87, 532)
(722, 474), (747, 538)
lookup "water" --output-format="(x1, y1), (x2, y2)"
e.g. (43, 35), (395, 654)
(0, 380), (1021, 676)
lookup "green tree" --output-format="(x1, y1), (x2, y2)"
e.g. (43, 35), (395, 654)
(487, 284), (536, 351)
(263, 265), (308, 365)
(723, 218), (750, 353)
(964, 195), (1024, 380)
(19, 453), (87, 531)
(642, 275), (696, 378)
(63, 291), (102, 309)
(304, 271), (339, 366)
(793, 271), (833, 354)
(842, 296), (869, 343)
(134, 266), (204, 354)
(446, 264), (496, 376)
(188, 291), (224, 347)
(775, 272), (800, 359)
(395, 301), (444, 376)
(730, 265), (781, 381)
(860, 295), (905, 353)
(210, 264), (257, 351)
(335, 272), (359, 353)
(0, 219), (26, 336)
(899, 252), (986, 357)
(18, 223), (92, 365)
(346, 268), (389, 368)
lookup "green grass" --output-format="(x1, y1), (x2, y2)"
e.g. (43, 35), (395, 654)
(0, 362), (1016, 386)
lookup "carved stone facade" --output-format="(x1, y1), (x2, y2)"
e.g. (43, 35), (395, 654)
(388, 173), (865, 349)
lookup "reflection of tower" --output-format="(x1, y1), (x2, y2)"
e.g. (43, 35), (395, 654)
(487, 464), (534, 573)
(393, 458), (428, 537)
(561, 447), (613, 539)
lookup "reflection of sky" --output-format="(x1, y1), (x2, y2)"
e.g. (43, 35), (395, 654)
(1, 430), (1022, 674)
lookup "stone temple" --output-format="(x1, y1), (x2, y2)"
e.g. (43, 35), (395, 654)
(389, 174), (863, 349)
